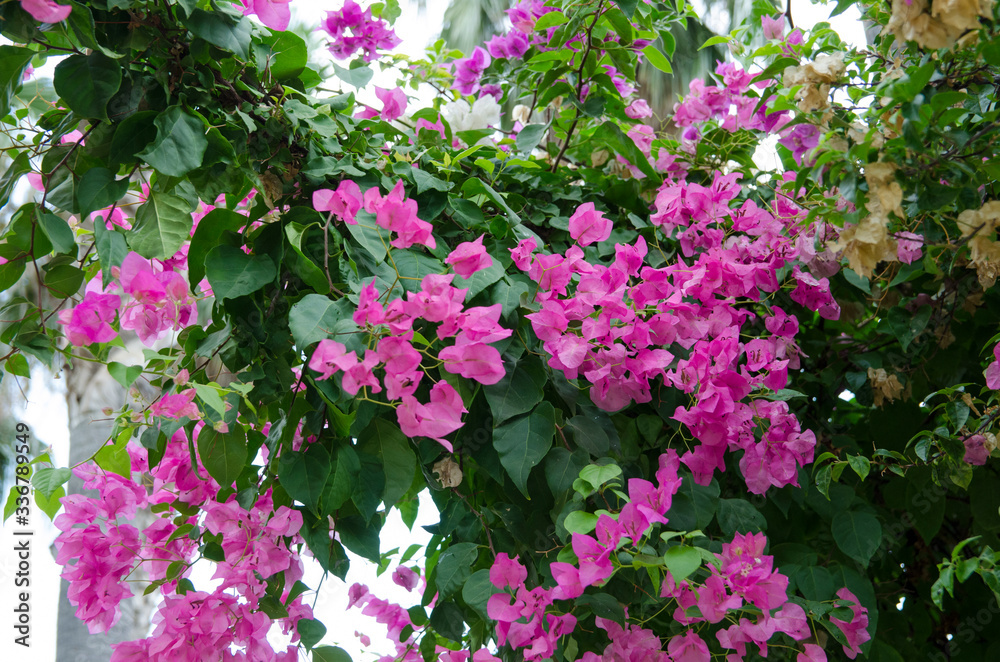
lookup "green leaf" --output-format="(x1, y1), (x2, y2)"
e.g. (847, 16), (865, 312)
(297, 618), (327, 650)
(128, 192), (192, 259)
(187, 208), (249, 288)
(94, 221), (128, 289)
(435, 542), (479, 598)
(186, 9), (252, 60)
(290, 294), (355, 349)
(515, 124), (547, 153)
(35, 486), (65, 520)
(667, 475), (720, 530)
(357, 418), (416, 510)
(886, 306), (931, 351)
(847, 455), (871, 481)
(137, 106), (209, 178)
(313, 646), (352, 662)
(279, 444), (332, 517)
(642, 45), (672, 74)
(321, 442), (361, 513)
(331, 62), (373, 88)
(31, 467), (72, 499)
(0, 152), (31, 207)
(197, 426), (247, 487)
(493, 401), (556, 498)
(484, 356), (546, 425)
(462, 569), (493, 619)
(36, 208), (77, 255)
(663, 546), (702, 582)
(4, 353), (30, 378)
(109, 110), (160, 164)
(577, 593), (625, 625)
(192, 382), (227, 416)
(42, 264), (84, 297)
(832, 510), (883, 566)
(613, 0), (638, 17)
(791, 564), (834, 601)
(346, 216), (389, 261)
(534, 11), (568, 29)
(95, 431), (132, 479)
(205, 245), (276, 300)
(53, 52), (121, 120)
(700, 35), (731, 50)
(76, 167), (128, 220)
(108, 361), (142, 388)
(597, 124), (658, 181)
(716, 499), (766, 537)
(564, 510), (599, 535)
(254, 29), (308, 81)
(337, 515), (380, 561)
(0, 46), (34, 120)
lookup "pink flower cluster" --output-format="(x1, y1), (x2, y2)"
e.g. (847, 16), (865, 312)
(486, 452), (682, 659)
(316, 178), (436, 249)
(673, 62), (792, 149)
(487, 496), (871, 662)
(236, 0), (292, 32)
(347, 583), (501, 662)
(322, 0), (401, 62)
(19, 0), (71, 23)
(54, 427), (314, 662)
(308, 268), (511, 451)
(58, 252), (198, 347)
(512, 172), (834, 492)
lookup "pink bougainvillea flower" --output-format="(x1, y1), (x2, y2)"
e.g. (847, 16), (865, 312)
(568, 202), (612, 247)
(439, 342), (504, 384)
(964, 434), (990, 465)
(20, 0), (72, 23)
(625, 98), (653, 119)
(415, 115), (446, 139)
(829, 588), (871, 659)
(57, 291), (121, 346)
(986, 342), (1000, 389)
(453, 47), (491, 95)
(896, 231), (923, 264)
(150, 389), (200, 420)
(308, 340), (355, 380)
(489, 553), (527, 590)
(375, 86), (407, 121)
(762, 15), (785, 40)
(391, 566), (419, 592)
(313, 180), (362, 224)
(668, 630), (711, 662)
(236, 0), (291, 32)
(445, 234), (493, 278)
(396, 381), (467, 450)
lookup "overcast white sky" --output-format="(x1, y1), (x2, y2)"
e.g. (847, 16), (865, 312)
(0, 1), (866, 660)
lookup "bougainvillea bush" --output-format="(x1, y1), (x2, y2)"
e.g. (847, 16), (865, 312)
(2, 0), (1000, 659)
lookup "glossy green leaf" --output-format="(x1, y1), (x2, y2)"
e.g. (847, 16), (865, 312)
(434, 542), (479, 598)
(205, 245), (276, 300)
(76, 167), (128, 220)
(357, 418), (416, 510)
(137, 106), (209, 178)
(186, 9), (251, 60)
(484, 356), (546, 425)
(832, 510), (883, 566)
(494, 401), (556, 498)
(128, 192), (192, 259)
(197, 426), (247, 487)
(53, 52), (121, 120)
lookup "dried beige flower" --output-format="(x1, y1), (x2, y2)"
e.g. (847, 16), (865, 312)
(868, 367), (904, 407)
(433, 457), (463, 488)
